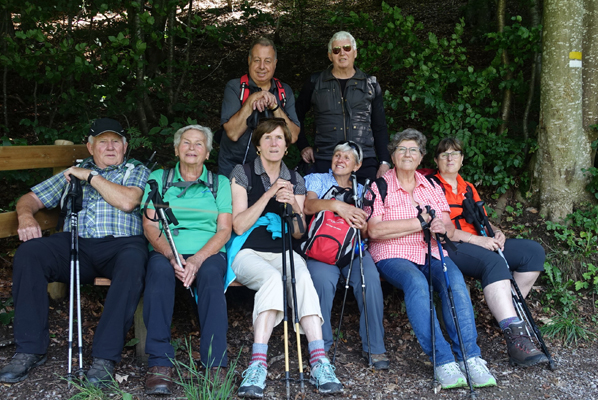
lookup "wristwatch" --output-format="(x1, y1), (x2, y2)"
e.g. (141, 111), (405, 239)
(87, 170), (99, 184)
(380, 161), (392, 168)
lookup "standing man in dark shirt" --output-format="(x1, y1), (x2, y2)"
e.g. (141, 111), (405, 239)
(295, 31), (391, 182)
(218, 37), (300, 178)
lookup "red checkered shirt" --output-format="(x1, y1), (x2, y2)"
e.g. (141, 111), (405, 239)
(367, 169), (450, 264)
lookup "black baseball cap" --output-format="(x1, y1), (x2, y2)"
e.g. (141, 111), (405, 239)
(89, 118), (125, 138)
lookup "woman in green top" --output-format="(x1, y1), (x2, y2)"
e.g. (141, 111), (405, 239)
(141, 125), (233, 395)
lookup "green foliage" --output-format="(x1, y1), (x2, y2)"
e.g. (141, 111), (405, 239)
(0, 297), (14, 326)
(540, 311), (596, 347)
(583, 167), (598, 200)
(66, 373), (134, 400)
(0, 0), (231, 145)
(575, 263), (598, 294)
(172, 337), (238, 400)
(346, 3), (540, 193)
(542, 262), (577, 315)
(545, 205), (598, 258)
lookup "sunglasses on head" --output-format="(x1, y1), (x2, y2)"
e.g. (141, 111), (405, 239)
(337, 140), (362, 159)
(331, 45), (352, 55)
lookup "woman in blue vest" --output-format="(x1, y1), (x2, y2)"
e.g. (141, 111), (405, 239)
(229, 118), (342, 398)
(141, 125), (233, 395)
(303, 141), (388, 369)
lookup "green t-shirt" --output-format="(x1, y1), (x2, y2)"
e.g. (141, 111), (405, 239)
(142, 162), (232, 254)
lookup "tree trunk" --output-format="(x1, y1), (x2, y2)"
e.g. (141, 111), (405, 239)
(583, 0), (598, 138)
(497, 0), (512, 136)
(523, 0), (542, 142)
(134, 7), (149, 135)
(535, 0), (593, 221)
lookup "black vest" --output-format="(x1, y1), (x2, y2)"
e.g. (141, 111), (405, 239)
(311, 66), (377, 161)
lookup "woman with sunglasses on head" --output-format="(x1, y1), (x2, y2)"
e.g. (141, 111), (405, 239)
(432, 137), (547, 368)
(303, 140), (388, 370)
(367, 129), (496, 390)
(229, 118), (342, 398)
(294, 31), (391, 183)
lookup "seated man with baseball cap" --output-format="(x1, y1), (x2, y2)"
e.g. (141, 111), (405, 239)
(0, 118), (150, 387)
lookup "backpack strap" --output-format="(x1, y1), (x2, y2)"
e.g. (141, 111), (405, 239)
(161, 168), (175, 198)
(273, 77), (287, 107)
(374, 177), (388, 204)
(239, 74), (287, 107)
(206, 170), (219, 200)
(243, 162), (253, 193)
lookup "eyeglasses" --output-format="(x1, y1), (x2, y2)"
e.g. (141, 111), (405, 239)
(336, 140), (362, 159)
(438, 151), (462, 159)
(331, 45), (352, 55)
(258, 117), (287, 126)
(395, 146), (420, 156)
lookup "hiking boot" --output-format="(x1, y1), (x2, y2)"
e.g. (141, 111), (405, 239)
(145, 365), (173, 395)
(458, 357), (497, 388)
(238, 361), (267, 398)
(0, 353), (47, 383)
(362, 351), (390, 370)
(86, 358), (116, 388)
(504, 321), (549, 367)
(309, 358), (342, 394)
(434, 361), (467, 389)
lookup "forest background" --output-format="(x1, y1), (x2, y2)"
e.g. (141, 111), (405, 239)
(0, 0), (597, 398)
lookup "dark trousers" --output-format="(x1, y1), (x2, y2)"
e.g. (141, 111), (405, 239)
(12, 233), (147, 362)
(143, 251), (228, 368)
(314, 157), (378, 184)
(447, 238), (545, 288)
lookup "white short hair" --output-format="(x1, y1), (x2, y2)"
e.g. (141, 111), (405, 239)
(173, 125), (213, 153)
(328, 31), (357, 53)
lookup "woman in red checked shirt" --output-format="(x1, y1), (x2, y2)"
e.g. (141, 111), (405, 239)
(367, 129), (496, 390)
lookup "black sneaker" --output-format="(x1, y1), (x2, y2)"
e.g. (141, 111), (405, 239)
(86, 358), (116, 388)
(504, 321), (549, 367)
(0, 353), (47, 383)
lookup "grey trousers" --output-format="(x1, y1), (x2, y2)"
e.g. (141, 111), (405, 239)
(307, 251), (386, 354)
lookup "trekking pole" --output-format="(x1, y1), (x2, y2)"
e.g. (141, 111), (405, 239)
(284, 204), (305, 395)
(331, 236), (356, 365)
(475, 218), (556, 370)
(352, 174), (372, 367)
(429, 208), (476, 398)
(280, 204), (291, 400)
(468, 201), (556, 370)
(66, 177), (84, 387)
(419, 206), (440, 393)
(144, 180), (193, 297)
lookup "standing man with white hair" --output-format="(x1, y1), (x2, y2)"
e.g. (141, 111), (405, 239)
(295, 31), (391, 183)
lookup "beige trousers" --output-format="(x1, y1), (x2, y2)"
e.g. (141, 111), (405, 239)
(231, 248), (323, 333)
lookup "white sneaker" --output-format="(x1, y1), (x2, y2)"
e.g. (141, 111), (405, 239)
(459, 357), (497, 388)
(435, 361), (468, 389)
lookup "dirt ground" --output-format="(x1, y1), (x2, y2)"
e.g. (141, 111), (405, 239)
(0, 273), (597, 400)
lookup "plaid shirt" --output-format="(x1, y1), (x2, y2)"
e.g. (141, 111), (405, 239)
(32, 158), (149, 238)
(367, 169), (449, 264)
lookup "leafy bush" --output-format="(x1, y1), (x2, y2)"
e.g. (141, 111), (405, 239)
(345, 3), (540, 193)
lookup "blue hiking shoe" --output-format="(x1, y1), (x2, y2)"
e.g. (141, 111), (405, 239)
(309, 358), (342, 394)
(238, 361), (267, 398)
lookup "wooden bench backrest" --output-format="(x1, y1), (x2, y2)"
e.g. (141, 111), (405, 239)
(0, 144), (90, 239)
